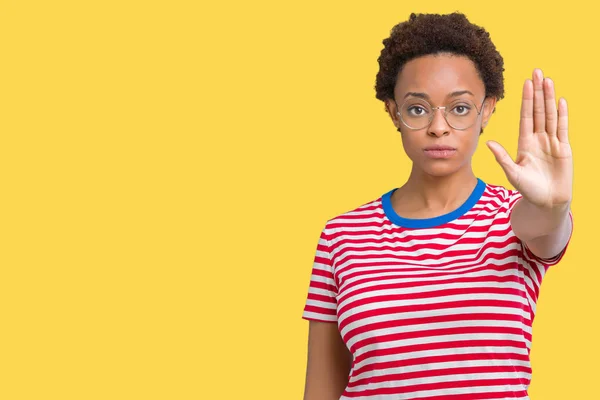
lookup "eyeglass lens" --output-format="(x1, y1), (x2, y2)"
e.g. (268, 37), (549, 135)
(400, 99), (480, 130)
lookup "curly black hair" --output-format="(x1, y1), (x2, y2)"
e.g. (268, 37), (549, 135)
(375, 12), (505, 121)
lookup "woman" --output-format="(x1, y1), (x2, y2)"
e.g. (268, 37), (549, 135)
(301, 12), (574, 400)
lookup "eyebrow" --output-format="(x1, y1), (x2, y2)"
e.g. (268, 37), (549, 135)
(403, 90), (475, 100)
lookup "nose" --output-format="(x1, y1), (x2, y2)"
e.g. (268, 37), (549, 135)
(428, 107), (450, 137)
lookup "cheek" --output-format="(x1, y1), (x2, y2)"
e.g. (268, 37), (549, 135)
(399, 134), (420, 160)
(454, 128), (481, 152)
(467, 131), (482, 153)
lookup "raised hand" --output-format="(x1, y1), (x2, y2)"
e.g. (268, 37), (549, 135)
(486, 68), (573, 209)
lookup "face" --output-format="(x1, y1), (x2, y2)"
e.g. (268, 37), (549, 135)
(386, 53), (497, 177)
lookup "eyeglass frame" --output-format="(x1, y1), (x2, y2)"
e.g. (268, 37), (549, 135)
(392, 96), (487, 131)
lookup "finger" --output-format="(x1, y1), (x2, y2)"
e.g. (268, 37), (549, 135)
(520, 79), (534, 136)
(533, 68), (546, 133)
(486, 140), (520, 184)
(557, 97), (569, 144)
(544, 77), (558, 137)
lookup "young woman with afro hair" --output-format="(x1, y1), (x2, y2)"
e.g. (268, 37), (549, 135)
(301, 11), (574, 400)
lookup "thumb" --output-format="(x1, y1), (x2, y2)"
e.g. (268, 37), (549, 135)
(486, 140), (519, 181)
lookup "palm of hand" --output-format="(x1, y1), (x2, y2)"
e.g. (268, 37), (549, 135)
(487, 69), (573, 209)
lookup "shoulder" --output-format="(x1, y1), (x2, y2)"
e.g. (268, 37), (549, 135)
(482, 182), (523, 212)
(319, 192), (387, 245)
(325, 193), (384, 227)
(484, 182), (517, 200)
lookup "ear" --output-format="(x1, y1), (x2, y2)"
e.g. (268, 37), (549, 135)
(385, 100), (401, 130)
(481, 96), (497, 127)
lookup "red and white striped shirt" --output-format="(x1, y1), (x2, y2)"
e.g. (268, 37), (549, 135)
(302, 179), (574, 400)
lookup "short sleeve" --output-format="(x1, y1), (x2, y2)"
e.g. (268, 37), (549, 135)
(301, 224), (338, 323)
(507, 189), (574, 313)
(507, 189), (574, 267)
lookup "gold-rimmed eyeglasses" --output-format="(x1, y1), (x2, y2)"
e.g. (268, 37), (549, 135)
(393, 97), (486, 130)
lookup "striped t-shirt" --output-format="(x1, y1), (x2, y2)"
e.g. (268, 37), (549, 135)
(301, 178), (574, 400)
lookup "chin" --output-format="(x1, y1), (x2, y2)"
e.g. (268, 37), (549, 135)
(420, 162), (462, 177)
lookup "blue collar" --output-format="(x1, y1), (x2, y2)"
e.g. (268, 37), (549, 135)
(381, 178), (487, 229)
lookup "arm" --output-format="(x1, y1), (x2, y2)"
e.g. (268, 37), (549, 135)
(303, 320), (352, 400)
(510, 197), (572, 260)
(487, 68), (573, 260)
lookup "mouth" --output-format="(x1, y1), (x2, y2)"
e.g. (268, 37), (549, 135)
(423, 148), (457, 159)
(424, 146), (456, 151)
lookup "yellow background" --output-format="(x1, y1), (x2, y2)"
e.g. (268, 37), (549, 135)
(0, 1), (597, 399)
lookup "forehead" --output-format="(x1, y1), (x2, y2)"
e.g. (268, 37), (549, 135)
(395, 53), (484, 100)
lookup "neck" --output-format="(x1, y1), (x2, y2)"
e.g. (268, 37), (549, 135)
(395, 165), (478, 214)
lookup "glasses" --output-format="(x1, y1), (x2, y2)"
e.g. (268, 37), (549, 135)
(394, 97), (486, 130)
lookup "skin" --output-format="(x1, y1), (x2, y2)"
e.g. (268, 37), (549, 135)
(384, 52), (497, 218)
(384, 52), (573, 259)
(303, 54), (501, 400)
(302, 53), (573, 400)
(489, 69), (573, 258)
(302, 321), (352, 400)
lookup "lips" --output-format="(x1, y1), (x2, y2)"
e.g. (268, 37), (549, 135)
(424, 146), (456, 151)
(423, 146), (457, 159)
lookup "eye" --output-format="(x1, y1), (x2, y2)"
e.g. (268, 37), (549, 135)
(407, 105), (428, 116)
(452, 104), (472, 116)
